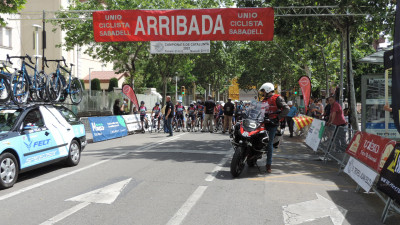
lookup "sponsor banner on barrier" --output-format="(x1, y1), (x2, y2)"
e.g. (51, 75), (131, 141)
(377, 144), (400, 204)
(93, 8), (274, 42)
(345, 156), (378, 192)
(150, 41), (210, 54)
(88, 116), (128, 142)
(346, 131), (396, 173)
(305, 119), (325, 152)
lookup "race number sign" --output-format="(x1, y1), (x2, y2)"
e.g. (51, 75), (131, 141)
(93, 8), (274, 42)
(377, 144), (400, 204)
(346, 131), (396, 172)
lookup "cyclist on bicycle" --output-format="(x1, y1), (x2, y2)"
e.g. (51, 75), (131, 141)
(152, 102), (161, 130)
(187, 103), (197, 131)
(214, 102), (223, 130)
(175, 100), (186, 131)
(139, 101), (147, 132)
(196, 100), (205, 129)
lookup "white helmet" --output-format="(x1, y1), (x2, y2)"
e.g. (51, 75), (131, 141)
(259, 82), (274, 93)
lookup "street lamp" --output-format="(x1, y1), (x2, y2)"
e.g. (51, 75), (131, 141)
(89, 67), (94, 96)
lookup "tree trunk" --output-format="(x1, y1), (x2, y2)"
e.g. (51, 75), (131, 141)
(345, 25), (359, 131)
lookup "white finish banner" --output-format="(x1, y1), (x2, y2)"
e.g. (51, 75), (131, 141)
(305, 119), (325, 152)
(150, 41), (210, 54)
(344, 156), (378, 192)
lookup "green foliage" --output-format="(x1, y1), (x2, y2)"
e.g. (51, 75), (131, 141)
(91, 78), (101, 91)
(0, 0), (26, 25)
(108, 78), (119, 92)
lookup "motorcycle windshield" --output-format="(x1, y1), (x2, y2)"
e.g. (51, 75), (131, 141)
(244, 101), (266, 121)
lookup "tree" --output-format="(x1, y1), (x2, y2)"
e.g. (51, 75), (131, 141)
(108, 78), (118, 92)
(91, 78), (101, 91)
(0, 0), (26, 25)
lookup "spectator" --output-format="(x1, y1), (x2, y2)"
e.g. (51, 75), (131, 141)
(323, 97), (331, 122)
(314, 98), (324, 119)
(286, 101), (298, 137)
(307, 97), (316, 117)
(203, 95), (215, 133)
(165, 96), (174, 137)
(327, 96), (346, 127)
(113, 99), (126, 115)
(223, 98), (234, 134)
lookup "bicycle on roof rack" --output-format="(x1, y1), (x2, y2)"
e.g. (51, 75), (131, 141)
(45, 57), (83, 105)
(7, 54), (48, 105)
(0, 62), (12, 104)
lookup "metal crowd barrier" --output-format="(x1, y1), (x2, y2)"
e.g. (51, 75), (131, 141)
(311, 124), (400, 223)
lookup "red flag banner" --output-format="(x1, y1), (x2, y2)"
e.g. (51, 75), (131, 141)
(93, 8), (274, 42)
(298, 76), (311, 114)
(122, 84), (139, 110)
(346, 131), (396, 173)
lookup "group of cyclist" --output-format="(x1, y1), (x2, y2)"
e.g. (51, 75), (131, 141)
(136, 98), (252, 133)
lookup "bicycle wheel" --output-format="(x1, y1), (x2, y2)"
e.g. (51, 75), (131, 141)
(0, 74), (11, 103)
(47, 73), (62, 102)
(194, 118), (200, 132)
(70, 77), (83, 104)
(159, 118), (164, 133)
(37, 71), (48, 102)
(10, 72), (29, 105)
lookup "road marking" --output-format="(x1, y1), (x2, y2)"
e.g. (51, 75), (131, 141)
(260, 179), (356, 188)
(166, 186), (208, 225)
(248, 170), (337, 181)
(0, 134), (185, 201)
(40, 179), (131, 225)
(205, 156), (230, 182)
(282, 193), (348, 225)
(0, 153), (129, 201)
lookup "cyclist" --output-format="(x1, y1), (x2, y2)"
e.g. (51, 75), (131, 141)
(151, 102), (162, 130)
(196, 100), (205, 129)
(259, 82), (289, 173)
(214, 101), (224, 131)
(175, 100), (186, 131)
(186, 103), (197, 132)
(235, 100), (244, 122)
(139, 101), (147, 132)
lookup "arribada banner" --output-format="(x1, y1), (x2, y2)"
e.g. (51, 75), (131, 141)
(346, 131), (396, 173)
(93, 8), (274, 42)
(298, 76), (311, 114)
(122, 84), (139, 110)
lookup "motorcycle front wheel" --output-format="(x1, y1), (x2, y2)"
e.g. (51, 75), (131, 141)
(230, 147), (245, 177)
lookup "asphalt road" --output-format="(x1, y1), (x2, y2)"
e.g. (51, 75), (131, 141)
(0, 131), (399, 225)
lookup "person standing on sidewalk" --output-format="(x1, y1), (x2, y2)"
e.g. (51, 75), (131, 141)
(326, 96), (346, 127)
(165, 96), (174, 137)
(285, 101), (298, 137)
(203, 95), (215, 133)
(223, 98), (234, 134)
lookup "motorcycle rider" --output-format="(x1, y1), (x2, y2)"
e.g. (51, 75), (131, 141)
(259, 83), (290, 173)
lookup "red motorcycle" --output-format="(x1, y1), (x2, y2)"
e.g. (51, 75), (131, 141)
(230, 101), (279, 177)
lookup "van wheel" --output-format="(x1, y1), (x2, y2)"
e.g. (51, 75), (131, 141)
(0, 153), (19, 189)
(65, 140), (81, 166)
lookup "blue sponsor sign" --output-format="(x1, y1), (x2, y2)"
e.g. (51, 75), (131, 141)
(88, 116), (128, 142)
(366, 123), (396, 129)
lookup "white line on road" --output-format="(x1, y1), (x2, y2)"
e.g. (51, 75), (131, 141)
(205, 156), (230, 182)
(0, 134), (187, 201)
(40, 202), (91, 225)
(0, 153), (128, 201)
(166, 186), (208, 225)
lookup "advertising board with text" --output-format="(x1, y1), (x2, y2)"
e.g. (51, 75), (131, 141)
(345, 156), (378, 192)
(346, 131), (396, 172)
(93, 8), (274, 42)
(88, 116), (128, 142)
(150, 41), (210, 54)
(377, 144), (400, 204)
(305, 118), (325, 152)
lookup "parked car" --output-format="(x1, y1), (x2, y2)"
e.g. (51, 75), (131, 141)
(0, 104), (86, 189)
